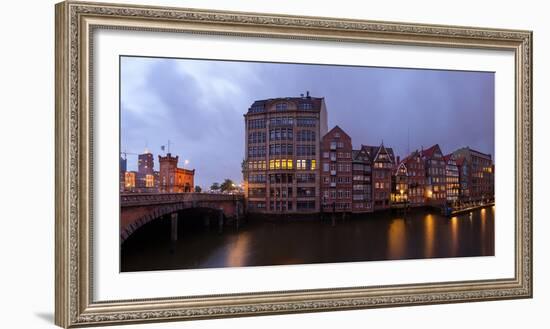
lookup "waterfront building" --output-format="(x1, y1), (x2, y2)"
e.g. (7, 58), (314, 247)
(158, 153), (195, 193)
(391, 160), (409, 207)
(421, 144), (447, 206)
(243, 92), (328, 213)
(444, 154), (460, 205)
(351, 145), (374, 212)
(452, 147), (494, 203)
(363, 143), (395, 211)
(124, 171), (136, 192)
(120, 156), (127, 192)
(137, 150), (155, 190)
(456, 157), (470, 201)
(401, 150), (426, 207)
(320, 126), (353, 213)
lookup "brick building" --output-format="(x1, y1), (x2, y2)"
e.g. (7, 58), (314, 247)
(444, 154), (460, 204)
(351, 146), (373, 212)
(243, 92), (328, 213)
(401, 150), (425, 206)
(320, 126), (353, 212)
(364, 143), (395, 211)
(391, 161), (408, 207)
(158, 153), (195, 193)
(452, 147), (494, 202)
(421, 144), (447, 206)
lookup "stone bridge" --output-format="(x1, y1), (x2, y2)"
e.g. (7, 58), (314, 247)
(120, 192), (245, 243)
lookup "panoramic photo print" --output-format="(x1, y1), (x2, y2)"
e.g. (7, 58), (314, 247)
(119, 56), (495, 272)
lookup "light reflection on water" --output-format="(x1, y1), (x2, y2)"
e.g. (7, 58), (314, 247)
(121, 207), (495, 272)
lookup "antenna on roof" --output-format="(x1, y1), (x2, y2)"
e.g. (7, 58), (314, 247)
(407, 127), (410, 155)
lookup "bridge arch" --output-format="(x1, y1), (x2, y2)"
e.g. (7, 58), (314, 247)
(119, 193), (244, 243)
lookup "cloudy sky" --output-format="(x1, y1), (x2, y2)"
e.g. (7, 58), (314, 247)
(120, 56), (494, 190)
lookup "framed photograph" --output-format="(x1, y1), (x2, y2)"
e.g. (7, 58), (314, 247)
(55, 1), (532, 327)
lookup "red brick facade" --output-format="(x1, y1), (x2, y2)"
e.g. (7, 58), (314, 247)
(320, 126), (353, 212)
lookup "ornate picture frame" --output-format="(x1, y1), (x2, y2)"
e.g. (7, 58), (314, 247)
(55, 1), (532, 327)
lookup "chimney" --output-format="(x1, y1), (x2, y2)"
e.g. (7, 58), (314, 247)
(306, 90), (310, 98)
(396, 156), (400, 164)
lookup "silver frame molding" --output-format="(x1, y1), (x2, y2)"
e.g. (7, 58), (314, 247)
(55, 1), (533, 327)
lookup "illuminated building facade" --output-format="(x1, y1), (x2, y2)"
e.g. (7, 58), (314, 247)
(158, 153), (195, 193)
(364, 144), (395, 211)
(137, 151), (155, 190)
(452, 147), (494, 202)
(320, 126), (353, 212)
(422, 144), (447, 206)
(444, 154), (460, 204)
(391, 161), (408, 206)
(351, 146), (373, 212)
(243, 92), (328, 213)
(401, 150), (426, 206)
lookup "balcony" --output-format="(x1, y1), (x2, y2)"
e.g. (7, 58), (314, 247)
(330, 170), (337, 176)
(330, 182), (336, 188)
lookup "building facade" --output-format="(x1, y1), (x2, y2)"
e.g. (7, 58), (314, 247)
(444, 154), (460, 204)
(365, 144), (395, 211)
(320, 126), (353, 212)
(401, 150), (425, 206)
(421, 144), (447, 206)
(351, 146), (373, 212)
(391, 161), (408, 207)
(158, 153), (195, 193)
(452, 147), (494, 203)
(243, 92), (328, 213)
(137, 151), (155, 190)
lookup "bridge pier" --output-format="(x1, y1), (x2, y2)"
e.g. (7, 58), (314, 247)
(218, 209), (224, 233)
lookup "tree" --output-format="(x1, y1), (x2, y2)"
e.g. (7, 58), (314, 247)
(194, 185), (202, 193)
(220, 178), (236, 193)
(210, 182), (220, 192)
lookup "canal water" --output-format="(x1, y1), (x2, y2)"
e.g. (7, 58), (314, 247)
(120, 206), (494, 272)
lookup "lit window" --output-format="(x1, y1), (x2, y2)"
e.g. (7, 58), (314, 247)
(311, 160), (316, 170)
(269, 160), (275, 170)
(287, 159), (293, 169)
(275, 160), (281, 169)
(281, 160), (287, 169)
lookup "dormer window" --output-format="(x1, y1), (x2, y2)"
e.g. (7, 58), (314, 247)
(276, 103), (288, 111)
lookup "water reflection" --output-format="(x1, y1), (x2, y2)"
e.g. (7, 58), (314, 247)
(387, 218), (406, 259)
(424, 214), (435, 258)
(121, 207), (495, 272)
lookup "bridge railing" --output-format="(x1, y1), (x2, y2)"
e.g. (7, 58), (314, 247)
(120, 192), (244, 207)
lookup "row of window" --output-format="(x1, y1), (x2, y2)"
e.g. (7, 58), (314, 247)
(322, 163), (352, 172)
(269, 128), (293, 141)
(248, 131), (266, 144)
(296, 130), (316, 142)
(322, 190), (352, 199)
(269, 117), (294, 127)
(248, 146), (266, 158)
(248, 174), (267, 183)
(322, 176), (352, 184)
(374, 162), (392, 169)
(248, 119), (266, 129)
(374, 182), (391, 189)
(296, 145), (316, 156)
(269, 144), (294, 156)
(248, 160), (267, 170)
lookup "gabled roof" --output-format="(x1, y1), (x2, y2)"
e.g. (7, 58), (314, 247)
(401, 149), (421, 164)
(352, 145), (372, 163)
(394, 162), (408, 176)
(362, 144), (395, 163)
(322, 125), (351, 141)
(421, 144), (442, 158)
